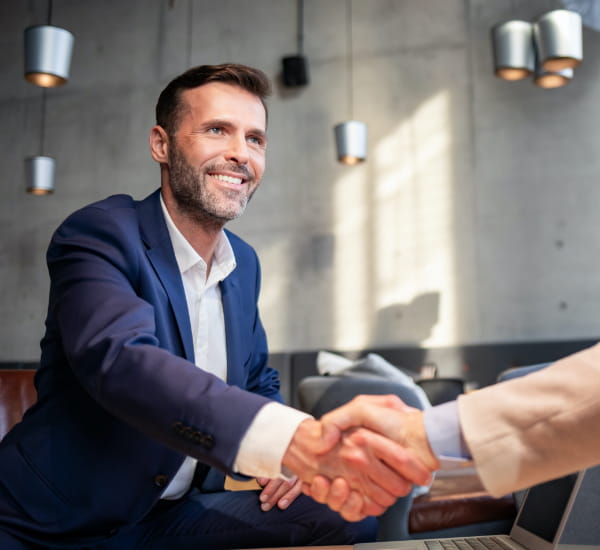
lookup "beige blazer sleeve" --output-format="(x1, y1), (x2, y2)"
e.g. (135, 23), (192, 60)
(457, 343), (600, 497)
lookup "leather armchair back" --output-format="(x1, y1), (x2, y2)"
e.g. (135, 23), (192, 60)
(0, 369), (36, 439)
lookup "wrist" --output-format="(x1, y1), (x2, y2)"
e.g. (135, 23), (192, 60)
(405, 409), (441, 471)
(282, 418), (341, 479)
(281, 419), (321, 478)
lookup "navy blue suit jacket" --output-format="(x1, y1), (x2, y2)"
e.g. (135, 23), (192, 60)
(0, 190), (282, 544)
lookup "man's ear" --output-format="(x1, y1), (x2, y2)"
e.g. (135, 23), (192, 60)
(149, 125), (170, 163)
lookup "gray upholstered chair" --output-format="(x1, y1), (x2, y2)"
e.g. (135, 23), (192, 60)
(414, 377), (465, 406)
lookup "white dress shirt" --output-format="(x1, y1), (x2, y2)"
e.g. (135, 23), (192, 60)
(159, 196), (308, 498)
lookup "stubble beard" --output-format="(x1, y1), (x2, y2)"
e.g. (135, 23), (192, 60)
(167, 144), (257, 228)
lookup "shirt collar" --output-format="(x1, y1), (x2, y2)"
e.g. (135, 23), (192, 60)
(160, 194), (236, 282)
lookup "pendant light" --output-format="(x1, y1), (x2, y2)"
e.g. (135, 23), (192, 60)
(24, 0), (74, 87)
(25, 90), (55, 195)
(334, 0), (367, 165)
(534, 9), (582, 72)
(282, 0), (309, 87)
(534, 67), (574, 88)
(491, 20), (535, 80)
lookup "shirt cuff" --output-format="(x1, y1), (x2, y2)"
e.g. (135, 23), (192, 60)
(423, 400), (471, 459)
(233, 402), (312, 480)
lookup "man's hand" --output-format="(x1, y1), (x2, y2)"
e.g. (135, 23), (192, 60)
(282, 411), (434, 521)
(257, 477), (303, 511)
(322, 394), (440, 472)
(302, 394), (441, 520)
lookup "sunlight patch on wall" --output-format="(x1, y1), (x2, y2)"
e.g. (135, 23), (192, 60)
(375, 90), (456, 346)
(332, 166), (371, 349)
(333, 90), (458, 350)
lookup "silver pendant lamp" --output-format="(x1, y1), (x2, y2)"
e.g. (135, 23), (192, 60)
(491, 20), (535, 80)
(24, 0), (74, 87)
(334, 0), (367, 165)
(25, 156), (55, 195)
(534, 66), (574, 88)
(26, 90), (55, 195)
(534, 9), (582, 72)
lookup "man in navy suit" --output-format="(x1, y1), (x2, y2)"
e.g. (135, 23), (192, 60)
(0, 64), (430, 549)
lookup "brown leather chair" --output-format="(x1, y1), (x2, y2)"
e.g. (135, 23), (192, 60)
(0, 369), (37, 440)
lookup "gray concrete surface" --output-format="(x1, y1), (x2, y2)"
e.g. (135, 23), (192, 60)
(2, 0), (600, 368)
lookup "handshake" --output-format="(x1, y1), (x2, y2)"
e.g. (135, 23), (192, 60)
(282, 394), (441, 522)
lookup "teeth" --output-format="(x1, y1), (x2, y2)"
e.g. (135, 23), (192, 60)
(213, 174), (243, 185)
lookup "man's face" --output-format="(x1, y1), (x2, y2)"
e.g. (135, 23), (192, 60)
(166, 82), (267, 225)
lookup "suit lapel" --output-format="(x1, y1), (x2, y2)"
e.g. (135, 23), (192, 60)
(221, 274), (245, 388)
(137, 190), (195, 363)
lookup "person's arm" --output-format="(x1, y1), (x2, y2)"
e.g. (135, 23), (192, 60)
(306, 344), (600, 517)
(423, 400), (471, 459)
(458, 345), (600, 496)
(46, 200), (274, 473)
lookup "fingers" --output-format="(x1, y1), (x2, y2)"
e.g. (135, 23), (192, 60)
(283, 404), (437, 521)
(275, 478), (303, 510)
(307, 475), (337, 504)
(307, 476), (387, 520)
(350, 428), (432, 488)
(259, 477), (303, 511)
(322, 397), (441, 474)
(322, 394), (415, 438)
(338, 489), (369, 522)
(318, 420), (343, 455)
(312, 425), (430, 510)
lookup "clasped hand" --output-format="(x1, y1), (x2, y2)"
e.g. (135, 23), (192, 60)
(282, 395), (440, 521)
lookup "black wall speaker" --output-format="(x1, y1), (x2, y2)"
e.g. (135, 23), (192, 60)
(282, 55), (309, 87)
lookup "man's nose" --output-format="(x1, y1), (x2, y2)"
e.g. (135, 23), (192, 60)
(224, 134), (249, 164)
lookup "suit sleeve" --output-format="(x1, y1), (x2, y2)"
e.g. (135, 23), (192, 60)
(46, 203), (273, 474)
(458, 343), (600, 496)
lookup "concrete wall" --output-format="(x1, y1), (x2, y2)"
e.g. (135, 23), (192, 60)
(2, 0), (600, 366)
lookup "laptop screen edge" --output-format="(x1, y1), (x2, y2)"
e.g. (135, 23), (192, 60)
(509, 471), (585, 550)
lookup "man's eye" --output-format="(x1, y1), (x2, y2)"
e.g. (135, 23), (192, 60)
(208, 127), (222, 134)
(248, 136), (264, 146)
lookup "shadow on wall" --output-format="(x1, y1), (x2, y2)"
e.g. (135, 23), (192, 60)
(373, 291), (440, 345)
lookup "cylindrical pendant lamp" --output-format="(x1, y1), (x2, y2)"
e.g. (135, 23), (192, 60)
(534, 10), (582, 72)
(534, 67), (574, 88)
(491, 20), (535, 80)
(24, 25), (74, 87)
(334, 0), (367, 165)
(334, 121), (367, 165)
(25, 155), (55, 195)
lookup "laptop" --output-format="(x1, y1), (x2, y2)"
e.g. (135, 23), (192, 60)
(356, 470), (595, 550)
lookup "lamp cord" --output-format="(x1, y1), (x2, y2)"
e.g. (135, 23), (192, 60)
(346, 0), (354, 119)
(47, 0), (53, 25)
(40, 89), (47, 156)
(297, 0), (304, 54)
(186, 0), (193, 67)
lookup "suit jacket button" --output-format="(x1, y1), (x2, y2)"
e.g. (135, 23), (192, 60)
(154, 474), (168, 488)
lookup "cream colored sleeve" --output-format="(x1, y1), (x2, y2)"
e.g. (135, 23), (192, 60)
(458, 343), (600, 497)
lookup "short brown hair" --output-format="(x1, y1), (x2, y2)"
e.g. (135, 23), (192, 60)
(155, 63), (272, 136)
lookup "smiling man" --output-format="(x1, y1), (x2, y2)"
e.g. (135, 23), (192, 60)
(0, 64), (424, 549)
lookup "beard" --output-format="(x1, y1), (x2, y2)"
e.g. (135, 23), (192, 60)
(167, 143), (257, 227)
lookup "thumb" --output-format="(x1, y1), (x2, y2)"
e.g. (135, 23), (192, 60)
(315, 421), (341, 455)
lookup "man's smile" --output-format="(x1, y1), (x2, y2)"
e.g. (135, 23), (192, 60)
(210, 172), (245, 185)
